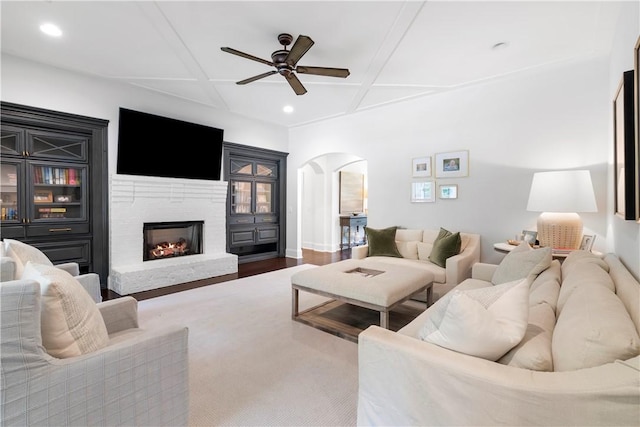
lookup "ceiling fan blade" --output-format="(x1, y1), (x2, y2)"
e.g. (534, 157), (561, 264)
(284, 73), (307, 95)
(236, 70), (277, 85)
(285, 35), (314, 67)
(221, 47), (274, 67)
(296, 66), (350, 78)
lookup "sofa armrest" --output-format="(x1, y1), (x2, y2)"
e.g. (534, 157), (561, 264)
(444, 244), (479, 285)
(74, 273), (102, 303)
(54, 262), (80, 276)
(351, 245), (368, 260)
(357, 326), (640, 426)
(0, 257), (16, 282)
(98, 297), (139, 334)
(29, 326), (189, 426)
(471, 262), (498, 282)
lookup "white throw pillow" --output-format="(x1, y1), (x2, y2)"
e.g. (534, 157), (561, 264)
(419, 278), (530, 361)
(22, 262), (109, 358)
(4, 238), (53, 279)
(416, 242), (433, 261)
(396, 241), (418, 260)
(491, 242), (552, 285)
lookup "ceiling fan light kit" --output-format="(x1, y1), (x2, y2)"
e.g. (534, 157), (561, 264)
(221, 33), (350, 95)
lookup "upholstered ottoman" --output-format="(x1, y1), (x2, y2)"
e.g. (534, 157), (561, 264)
(291, 259), (433, 329)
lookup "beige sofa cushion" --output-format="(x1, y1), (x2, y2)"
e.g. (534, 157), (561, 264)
(416, 242), (433, 260)
(498, 302), (556, 371)
(396, 241), (419, 260)
(491, 242), (552, 285)
(396, 229), (424, 242)
(561, 250), (609, 277)
(419, 278), (530, 361)
(4, 238), (54, 279)
(552, 283), (640, 371)
(557, 263), (614, 314)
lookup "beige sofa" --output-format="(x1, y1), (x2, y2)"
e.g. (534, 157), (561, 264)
(351, 228), (481, 302)
(357, 251), (640, 426)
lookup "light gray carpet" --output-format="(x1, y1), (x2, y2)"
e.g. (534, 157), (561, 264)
(137, 264), (358, 426)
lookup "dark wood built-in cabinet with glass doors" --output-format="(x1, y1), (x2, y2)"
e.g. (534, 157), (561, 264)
(0, 102), (109, 284)
(223, 142), (287, 263)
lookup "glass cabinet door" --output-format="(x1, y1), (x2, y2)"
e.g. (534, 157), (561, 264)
(30, 163), (86, 221)
(1, 161), (21, 221)
(231, 180), (252, 214)
(255, 182), (274, 213)
(255, 162), (277, 178)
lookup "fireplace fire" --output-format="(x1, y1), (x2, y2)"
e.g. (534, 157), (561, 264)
(143, 221), (204, 261)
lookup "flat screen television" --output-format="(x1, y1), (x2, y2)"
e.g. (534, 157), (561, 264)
(116, 108), (223, 181)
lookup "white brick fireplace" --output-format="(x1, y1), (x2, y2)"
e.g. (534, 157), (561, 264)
(108, 174), (237, 295)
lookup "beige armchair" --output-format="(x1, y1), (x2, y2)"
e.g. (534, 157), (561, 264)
(1, 279), (189, 426)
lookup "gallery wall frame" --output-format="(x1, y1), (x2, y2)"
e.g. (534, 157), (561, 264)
(412, 156), (432, 177)
(439, 184), (458, 199)
(634, 36), (640, 222)
(411, 181), (435, 203)
(613, 70), (636, 220)
(435, 150), (469, 178)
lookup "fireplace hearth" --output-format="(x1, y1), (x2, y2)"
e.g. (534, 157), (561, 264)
(143, 221), (203, 261)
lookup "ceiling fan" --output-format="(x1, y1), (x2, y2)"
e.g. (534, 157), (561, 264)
(221, 33), (350, 95)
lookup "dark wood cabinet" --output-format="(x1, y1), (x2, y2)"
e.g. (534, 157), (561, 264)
(223, 142), (287, 263)
(0, 102), (109, 283)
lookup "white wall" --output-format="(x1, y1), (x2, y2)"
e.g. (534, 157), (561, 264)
(0, 54), (289, 173)
(288, 56), (613, 267)
(607, 1), (640, 276)
(300, 155), (366, 252)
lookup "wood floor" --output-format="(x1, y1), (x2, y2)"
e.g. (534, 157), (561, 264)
(103, 248), (352, 301)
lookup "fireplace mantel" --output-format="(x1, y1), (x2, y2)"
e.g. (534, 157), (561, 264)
(108, 174), (237, 295)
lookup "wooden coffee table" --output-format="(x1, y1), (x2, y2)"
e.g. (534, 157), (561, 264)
(291, 259), (433, 340)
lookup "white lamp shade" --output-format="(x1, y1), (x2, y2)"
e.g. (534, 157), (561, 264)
(527, 170), (597, 249)
(526, 170), (597, 213)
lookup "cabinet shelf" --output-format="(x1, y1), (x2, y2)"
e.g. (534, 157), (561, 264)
(1, 102), (109, 283)
(224, 142), (287, 264)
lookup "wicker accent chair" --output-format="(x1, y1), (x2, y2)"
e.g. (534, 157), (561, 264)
(1, 279), (189, 426)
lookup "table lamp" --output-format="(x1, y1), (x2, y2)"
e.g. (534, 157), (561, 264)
(526, 170), (597, 249)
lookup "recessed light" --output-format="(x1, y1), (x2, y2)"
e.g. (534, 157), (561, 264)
(40, 23), (62, 37)
(283, 105), (294, 114)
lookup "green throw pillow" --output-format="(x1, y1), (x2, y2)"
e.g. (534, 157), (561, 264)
(428, 227), (461, 267)
(365, 226), (402, 258)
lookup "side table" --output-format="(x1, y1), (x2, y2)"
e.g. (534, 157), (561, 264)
(493, 242), (601, 260)
(340, 215), (367, 250)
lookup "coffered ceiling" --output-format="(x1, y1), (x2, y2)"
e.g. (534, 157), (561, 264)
(1, 1), (623, 127)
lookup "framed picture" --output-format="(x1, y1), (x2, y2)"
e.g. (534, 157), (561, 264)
(634, 36), (640, 221)
(435, 150), (469, 178)
(411, 181), (435, 203)
(439, 184), (458, 199)
(579, 234), (596, 251)
(613, 70), (636, 220)
(339, 171), (364, 214)
(412, 156), (432, 177)
(34, 191), (53, 203)
(522, 230), (537, 245)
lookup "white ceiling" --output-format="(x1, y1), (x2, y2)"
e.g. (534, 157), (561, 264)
(1, 1), (623, 128)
